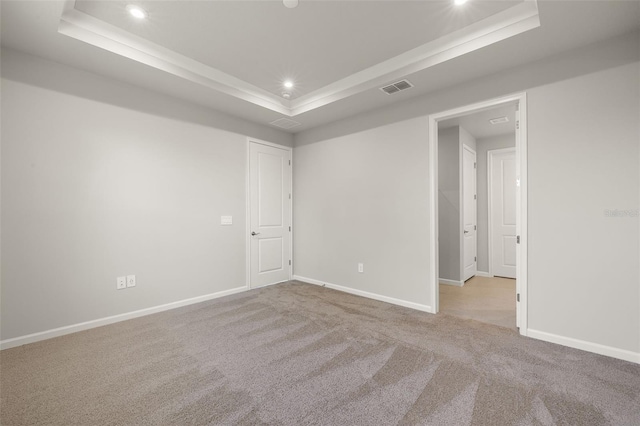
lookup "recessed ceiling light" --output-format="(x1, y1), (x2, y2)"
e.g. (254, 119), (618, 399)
(454, 0), (468, 5)
(283, 80), (294, 89)
(283, 0), (299, 9)
(127, 5), (147, 19)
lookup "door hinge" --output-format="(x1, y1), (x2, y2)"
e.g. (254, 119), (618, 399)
(474, 162), (477, 169)
(289, 260), (291, 266)
(474, 194), (477, 200)
(474, 225), (476, 230)
(289, 226), (291, 232)
(289, 160), (291, 166)
(474, 256), (477, 262)
(289, 193), (291, 199)
(517, 235), (520, 244)
(517, 293), (520, 302)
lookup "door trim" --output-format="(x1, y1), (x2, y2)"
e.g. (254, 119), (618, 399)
(487, 147), (516, 277)
(246, 138), (293, 289)
(428, 92), (528, 336)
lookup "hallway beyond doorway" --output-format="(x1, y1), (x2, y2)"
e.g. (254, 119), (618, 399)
(439, 276), (516, 329)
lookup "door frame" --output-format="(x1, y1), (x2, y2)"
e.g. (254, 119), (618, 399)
(487, 147), (517, 278)
(460, 144), (477, 282)
(428, 92), (528, 335)
(246, 138), (293, 289)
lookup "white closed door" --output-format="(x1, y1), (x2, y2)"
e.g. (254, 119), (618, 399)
(462, 145), (477, 281)
(249, 142), (291, 288)
(490, 148), (517, 279)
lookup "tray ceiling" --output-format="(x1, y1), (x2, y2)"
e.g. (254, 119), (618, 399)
(59, 0), (540, 116)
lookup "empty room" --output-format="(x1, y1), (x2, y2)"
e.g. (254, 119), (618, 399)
(1, 1), (639, 425)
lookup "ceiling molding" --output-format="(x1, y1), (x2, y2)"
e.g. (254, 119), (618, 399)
(58, 0), (540, 118)
(58, 0), (291, 115)
(290, 0), (540, 116)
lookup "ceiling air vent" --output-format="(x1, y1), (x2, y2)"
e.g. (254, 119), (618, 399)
(380, 79), (414, 95)
(270, 118), (301, 129)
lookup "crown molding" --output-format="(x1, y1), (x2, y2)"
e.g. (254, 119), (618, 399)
(59, 0), (539, 118)
(290, 0), (540, 116)
(58, 0), (291, 115)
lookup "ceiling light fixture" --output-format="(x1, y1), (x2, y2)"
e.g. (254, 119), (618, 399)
(283, 80), (294, 89)
(127, 5), (147, 19)
(282, 92), (291, 99)
(454, 0), (468, 5)
(283, 0), (299, 9)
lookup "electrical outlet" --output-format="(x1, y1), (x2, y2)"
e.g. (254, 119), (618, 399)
(358, 263), (364, 273)
(126, 275), (136, 288)
(117, 276), (126, 290)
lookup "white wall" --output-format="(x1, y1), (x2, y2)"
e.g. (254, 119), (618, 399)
(293, 117), (430, 307)
(437, 125), (477, 283)
(527, 61), (638, 354)
(459, 127), (477, 152)
(0, 49), (292, 341)
(476, 134), (516, 273)
(293, 32), (640, 359)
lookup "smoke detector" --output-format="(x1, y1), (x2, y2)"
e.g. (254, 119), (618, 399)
(380, 79), (413, 95)
(489, 116), (509, 125)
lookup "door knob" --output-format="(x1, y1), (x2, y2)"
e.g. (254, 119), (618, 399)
(251, 231), (260, 236)
(464, 230), (469, 234)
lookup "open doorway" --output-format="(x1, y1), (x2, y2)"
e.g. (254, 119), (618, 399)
(428, 94), (528, 334)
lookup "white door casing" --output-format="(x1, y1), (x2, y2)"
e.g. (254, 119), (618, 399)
(462, 145), (477, 281)
(489, 148), (517, 279)
(249, 141), (291, 288)
(429, 93), (527, 334)
(514, 104), (523, 329)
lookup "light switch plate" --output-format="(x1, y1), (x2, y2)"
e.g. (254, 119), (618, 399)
(221, 216), (233, 225)
(126, 275), (136, 288)
(117, 276), (126, 290)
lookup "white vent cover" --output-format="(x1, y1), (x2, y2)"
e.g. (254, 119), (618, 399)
(380, 79), (414, 95)
(489, 116), (509, 125)
(270, 118), (301, 129)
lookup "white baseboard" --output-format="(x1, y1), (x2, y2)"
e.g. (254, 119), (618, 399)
(0, 286), (248, 351)
(527, 329), (640, 364)
(293, 275), (433, 313)
(439, 278), (464, 287)
(476, 271), (492, 278)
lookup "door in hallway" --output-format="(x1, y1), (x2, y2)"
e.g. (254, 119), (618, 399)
(462, 145), (477, 281)
(489, 148), (517, 279)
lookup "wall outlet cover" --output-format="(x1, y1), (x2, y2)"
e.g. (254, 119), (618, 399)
(126, 275), (136, 288)
(117, 276), (126, 290)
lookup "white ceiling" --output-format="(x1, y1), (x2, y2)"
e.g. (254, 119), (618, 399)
(440, 104), (516, 139)
(74, 0), (519, 100)
(1, 1), (639, 133)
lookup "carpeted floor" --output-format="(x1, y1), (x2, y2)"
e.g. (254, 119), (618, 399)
(1, 281), (639, 425)
(440, 276), (517, 329)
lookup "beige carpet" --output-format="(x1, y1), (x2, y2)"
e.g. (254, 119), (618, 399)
(1, 281), (639, 425)
(440, 276), (516, 329)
